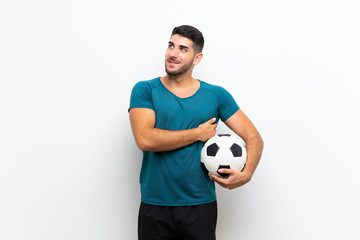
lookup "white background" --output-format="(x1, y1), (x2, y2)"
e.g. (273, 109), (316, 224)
(1, 0), (360, 239)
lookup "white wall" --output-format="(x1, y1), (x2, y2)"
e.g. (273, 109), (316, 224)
(1, 0), (359, 239)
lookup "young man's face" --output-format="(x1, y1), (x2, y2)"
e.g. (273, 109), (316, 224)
(165, 34), (200, 76)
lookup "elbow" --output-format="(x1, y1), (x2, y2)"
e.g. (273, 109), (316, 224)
(248, 132), (264, 150)
(135, 138), (152, 151)
(136, 139), (147, 151)
(258, 134), (264, 151)
(259, 135), (264, 149)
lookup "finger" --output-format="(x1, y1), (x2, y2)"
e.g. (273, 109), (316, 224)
(217, 168), (235, 175)
(207, 117), (216, 124)
(211, 175), (231, 189)
(211, 174), (226, 184)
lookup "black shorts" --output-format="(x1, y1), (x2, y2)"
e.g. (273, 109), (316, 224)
(138, 201), (217, 240)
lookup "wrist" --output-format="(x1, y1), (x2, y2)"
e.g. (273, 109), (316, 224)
(192, 127), (202, 142)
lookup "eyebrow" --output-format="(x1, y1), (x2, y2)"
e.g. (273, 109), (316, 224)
(168, 41), (189, 50)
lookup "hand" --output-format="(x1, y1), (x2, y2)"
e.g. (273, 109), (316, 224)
(211, 169), (252, 190)
(196, 118), (217, 142)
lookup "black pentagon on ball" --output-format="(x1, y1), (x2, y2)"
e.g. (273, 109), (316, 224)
(217, 165), (230, 178)
(230, 143), (242, 157)
(218, 134), (231, 137)
(207, 143), (219, 156)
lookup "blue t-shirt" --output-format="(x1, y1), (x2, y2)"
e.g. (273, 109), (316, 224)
(129, 77), (239, 206)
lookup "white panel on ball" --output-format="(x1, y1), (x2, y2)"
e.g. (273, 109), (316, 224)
(201, 134), (247, 178)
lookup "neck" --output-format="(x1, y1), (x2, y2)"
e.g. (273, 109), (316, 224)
(160, 74), (200, 98)
(162, 72), (196, 88)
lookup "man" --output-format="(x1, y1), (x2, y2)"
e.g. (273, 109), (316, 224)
(129, 25), (263, 240)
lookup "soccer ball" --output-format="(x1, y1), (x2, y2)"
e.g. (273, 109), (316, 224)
(201, 134), (247, 178)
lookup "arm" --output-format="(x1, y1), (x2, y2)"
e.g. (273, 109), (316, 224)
(211, 109), (264, 189)
(129, 108), (217, 152)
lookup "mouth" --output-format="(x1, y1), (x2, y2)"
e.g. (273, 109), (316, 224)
(167, 58), (180, 64)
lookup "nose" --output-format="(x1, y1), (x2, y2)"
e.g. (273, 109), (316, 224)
(169, 47), (180, 59)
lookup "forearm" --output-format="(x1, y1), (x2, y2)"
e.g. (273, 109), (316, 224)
(242, 133), (264, 177)
(129, 108), (216, 152)
(137, 127), (201, 152)
(223, 110), (264, 177)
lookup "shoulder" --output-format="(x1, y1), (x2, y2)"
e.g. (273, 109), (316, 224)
(132, 77), (161, 91)
(199, 80), (232, 97)
(200, 80), (239, 121)
(129, 78), (161, 110)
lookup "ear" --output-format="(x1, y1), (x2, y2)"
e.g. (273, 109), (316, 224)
(193, 52), (203, 66)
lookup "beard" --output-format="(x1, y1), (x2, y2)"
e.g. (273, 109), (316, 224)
(165, 58), (194, 76)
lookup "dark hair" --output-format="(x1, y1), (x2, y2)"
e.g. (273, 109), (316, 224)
(171, 25), (204, 54)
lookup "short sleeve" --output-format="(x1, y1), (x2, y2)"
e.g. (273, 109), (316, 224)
(217, 87), (240, 122)
(128, 81), (154, 111)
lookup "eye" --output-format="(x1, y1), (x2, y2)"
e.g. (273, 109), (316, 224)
(180, 47), (187, 52)
(168, 44), (174, 49)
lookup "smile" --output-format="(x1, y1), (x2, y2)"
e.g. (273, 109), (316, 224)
(167, 59), (180, 64)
